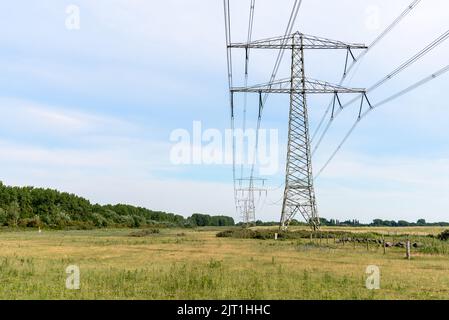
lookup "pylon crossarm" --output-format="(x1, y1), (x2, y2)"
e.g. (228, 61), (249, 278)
(231, 78), (291, 93)
(229, 32), (367, 50)
(304, 78), (365, 94)
(231, 78), (365, 94)
(302, 33), (366, 50)
(229, 34), (293, 49)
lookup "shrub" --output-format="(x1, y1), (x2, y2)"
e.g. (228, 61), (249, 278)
(216, 229), (383, 241)
(18, 216), (41, 228)
(68, 220), (95, 230)
(91, 213), (110, 228)
(132, 215), (146, 228)
(40, 214), (51, 226)
(129, 229), (160, 237)
(6, 202), (20, 227)
(437, 230), (449, 241)
(117, 215), (134, 227)
(0, 208), (7, 226)
(53, 209), (71, 227)
(102, 209), (121, 223)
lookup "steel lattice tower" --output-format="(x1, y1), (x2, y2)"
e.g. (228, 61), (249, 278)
(230, 32), (367, 230)
(236, 177), (266, 225)
(281, 33), (318, 230)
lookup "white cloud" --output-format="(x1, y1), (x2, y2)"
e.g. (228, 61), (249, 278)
(0, 97), (141, 136)
(1, 1), (449, 223)
(0, 97), (178, 182)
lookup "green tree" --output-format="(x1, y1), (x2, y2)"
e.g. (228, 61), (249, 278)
(0, 208), (7, 225)
(417, 219), (426, 226)
(398, 220), (410, 227)
(6, 201), (20, 227)
(190, 214), (211, 227)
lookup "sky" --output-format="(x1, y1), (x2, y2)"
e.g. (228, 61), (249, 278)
(0, 0), (448, 223)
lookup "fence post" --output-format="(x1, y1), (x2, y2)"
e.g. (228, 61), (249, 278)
(406, 239), (411, 260)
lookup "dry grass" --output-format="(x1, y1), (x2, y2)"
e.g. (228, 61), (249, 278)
(0, 227), (448, 299)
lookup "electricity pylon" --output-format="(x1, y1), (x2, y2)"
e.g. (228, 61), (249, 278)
(236, 177), (267, 225)
(230, 32), (368, 230)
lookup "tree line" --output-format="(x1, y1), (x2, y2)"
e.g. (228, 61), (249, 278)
(319, 217), (449, 227)
(0, 182), (234, 229)
(1, 181), (444, 230)
(241, 217), (449, 228)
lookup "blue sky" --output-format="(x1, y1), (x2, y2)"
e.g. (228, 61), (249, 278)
(0, 0), (448, 223)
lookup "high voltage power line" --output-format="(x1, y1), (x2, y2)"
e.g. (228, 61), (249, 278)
(224, 0), (303, 223)
(236, 0), (257, 224)
(312, 28), (449, 157)
(247, 0), (303, 223)
(311, 0), (423, 144)
(223, 1), (448, 229)
(315, 63), (449, 179)
(229, 33), (367, 229)
(222, 0), (237, 214)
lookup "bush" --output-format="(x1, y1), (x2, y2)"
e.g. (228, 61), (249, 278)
(91, 213), (110, 228)
(40, 214), (52, 226)
(0, 208), (7, 226)
(67, 220), (95, 230)
(216, 229), (383, 241)
(102, 209), (121, 223)
(129, 229), (160, 237)
(18, 216), (41, 228)
(53, 209), (71, 227)
(132, 215), (146, 228)
(437, 230), (449, 241)
(6, 201), (20, 227)
(117, 215), (134, 227)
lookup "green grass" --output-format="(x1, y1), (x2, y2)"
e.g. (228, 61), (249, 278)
(0, 227), (448, 299)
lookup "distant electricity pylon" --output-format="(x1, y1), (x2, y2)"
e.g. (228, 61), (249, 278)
(236, 177), (266, 224)
(230, 32), (368, 230)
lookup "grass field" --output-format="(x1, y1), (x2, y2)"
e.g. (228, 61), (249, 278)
(0, 226), (449, 300)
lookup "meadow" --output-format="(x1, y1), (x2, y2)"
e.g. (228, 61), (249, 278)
(0, 226), (449, 300)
